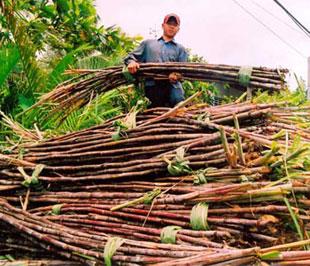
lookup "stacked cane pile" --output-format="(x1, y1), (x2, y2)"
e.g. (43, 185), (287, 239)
(1, 99), (310, 265)
(33, 62), (288, 118)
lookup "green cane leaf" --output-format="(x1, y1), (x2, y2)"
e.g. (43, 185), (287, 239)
(103, 237), (124, 266)
(259, 251), (281, 260)
(51, 204), (63, 215)
(190, 203), (209, 230)
(160, 226), (182, 244)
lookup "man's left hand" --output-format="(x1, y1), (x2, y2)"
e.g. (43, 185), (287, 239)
(168, 72), (182, 83)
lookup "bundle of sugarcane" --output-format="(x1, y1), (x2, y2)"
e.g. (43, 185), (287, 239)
(0, 260), (82, 266)
(15, 175), (310, 246)
(23, 188), (292, 246)
(1, 101), (310, 264)
(31, 62), (288, 117)
(0, 198), (264, 265)
(0, 102), (298, 189)
(2, 197), (310, 265)
(1, 166), (308, 249)
(1, 102), (309, 202)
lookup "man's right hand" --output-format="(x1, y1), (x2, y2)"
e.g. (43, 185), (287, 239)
(168, 72), (182, 83)
(127, 61), (140, 74)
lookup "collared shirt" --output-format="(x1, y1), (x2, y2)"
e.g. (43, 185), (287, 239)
(124, 37), (188, 87)
(124, 37), (188, 64)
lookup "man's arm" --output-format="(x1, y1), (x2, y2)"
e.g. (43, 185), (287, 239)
(169, 45), (188, 83)
(124, 41), (147, 74)
(178, 45), (188, 62)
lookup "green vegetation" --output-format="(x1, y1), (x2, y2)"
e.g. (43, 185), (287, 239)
(0, 0), (140, 143)
(0, 0), (308, 150)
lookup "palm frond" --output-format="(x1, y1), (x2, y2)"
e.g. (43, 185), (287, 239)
(46, 44), (93, 91)
(0, 45), (20, 88)
(56, 89), (121, 133)
(75, 53), (123, 69)
(1, 2), (45, 95)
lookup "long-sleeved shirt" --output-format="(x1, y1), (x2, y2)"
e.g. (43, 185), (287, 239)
(124, 37), (188, 64)
(124, 37), (188, 87)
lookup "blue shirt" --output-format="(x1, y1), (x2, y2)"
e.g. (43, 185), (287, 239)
(124, 37), (188, 64)
(124, 37), (188, 87)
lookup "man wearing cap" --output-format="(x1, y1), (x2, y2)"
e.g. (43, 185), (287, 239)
(124, 13), (188, 108)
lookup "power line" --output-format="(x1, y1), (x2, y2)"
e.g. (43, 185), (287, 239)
(231, 0), (306, 59)
(250, 0), (305, 37)
(273, 0), (310, 38)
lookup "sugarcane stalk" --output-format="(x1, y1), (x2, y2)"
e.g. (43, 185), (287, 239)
(219, 126), (235, 167)
(233, 114), (246, 165)
(111, 188), (161, 211)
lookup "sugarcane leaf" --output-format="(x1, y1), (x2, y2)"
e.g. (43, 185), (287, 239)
(271, 129), (286, 140)
(111, 129), (121, 141)
(51, 204), (63, 215)
(2, 254), (15, 262)
(238, 66), (252, 87)
(123, 111), (136, 129)
(18, 148), (25, 160)
(112, 120), (128, 141)
(143, 188), (161, 204)
(72, 251), (95, 261)
(167, 161), (191, 176)
(190, 203), (209, 230)
(113, 120), (128, 130)
(270, 141), (279, 153)
(160, 226), (182, 244)
(31, 164), (45, 185)
(175, 147), (185, 162)
(249, 142), (280, 167)
(18, 167), (32, 187)
(259, 251), (281, 260)
(196, 112), (210, 122)
(235, 92), (247, 103)
(289, 135), (301, 152)
(166, 148), (192, 176)
(103, 237), (124, 266)
(167, 163), (181, 176)
(21, 179), (31, 188)
(110, 188), (160, 211)
(284, 197), (304, 241)
(17, 167), (31, 180)
(19, 164), (44, 188)
(193, 170), (207, 185)
(122, 100), (145, 130)
(240, 175), (249, 183)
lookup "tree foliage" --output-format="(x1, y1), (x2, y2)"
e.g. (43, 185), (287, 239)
(0, 0), (140, 142)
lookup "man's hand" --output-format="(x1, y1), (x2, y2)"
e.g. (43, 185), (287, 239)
(169, 72), (182, 83)
(127, 61), (140, 74)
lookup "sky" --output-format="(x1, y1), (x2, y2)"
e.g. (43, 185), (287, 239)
(95, 0), (310, 88)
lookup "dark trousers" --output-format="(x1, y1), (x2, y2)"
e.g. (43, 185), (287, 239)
(145, 81), (185, 108)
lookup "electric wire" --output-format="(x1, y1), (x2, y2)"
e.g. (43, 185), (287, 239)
(250, 0), (305, 37)
(273, 0), (310, 38)
(232, 0), (306, 58)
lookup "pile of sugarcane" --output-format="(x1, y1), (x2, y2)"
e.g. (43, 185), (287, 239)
(2, 101), (310, 265)
(32, 62), (288, 117)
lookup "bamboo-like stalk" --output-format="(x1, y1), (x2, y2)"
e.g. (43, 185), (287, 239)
(2, 99), (310, 264)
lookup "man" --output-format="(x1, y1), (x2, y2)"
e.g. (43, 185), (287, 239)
(124, 13), (188, 108)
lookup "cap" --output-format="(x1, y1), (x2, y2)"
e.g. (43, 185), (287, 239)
(163, 13), (180, 25)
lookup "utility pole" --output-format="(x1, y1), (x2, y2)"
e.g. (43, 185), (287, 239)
(308, 57), (310, 99)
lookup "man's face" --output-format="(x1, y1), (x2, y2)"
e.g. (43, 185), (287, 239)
(162, 20), (180, 38)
